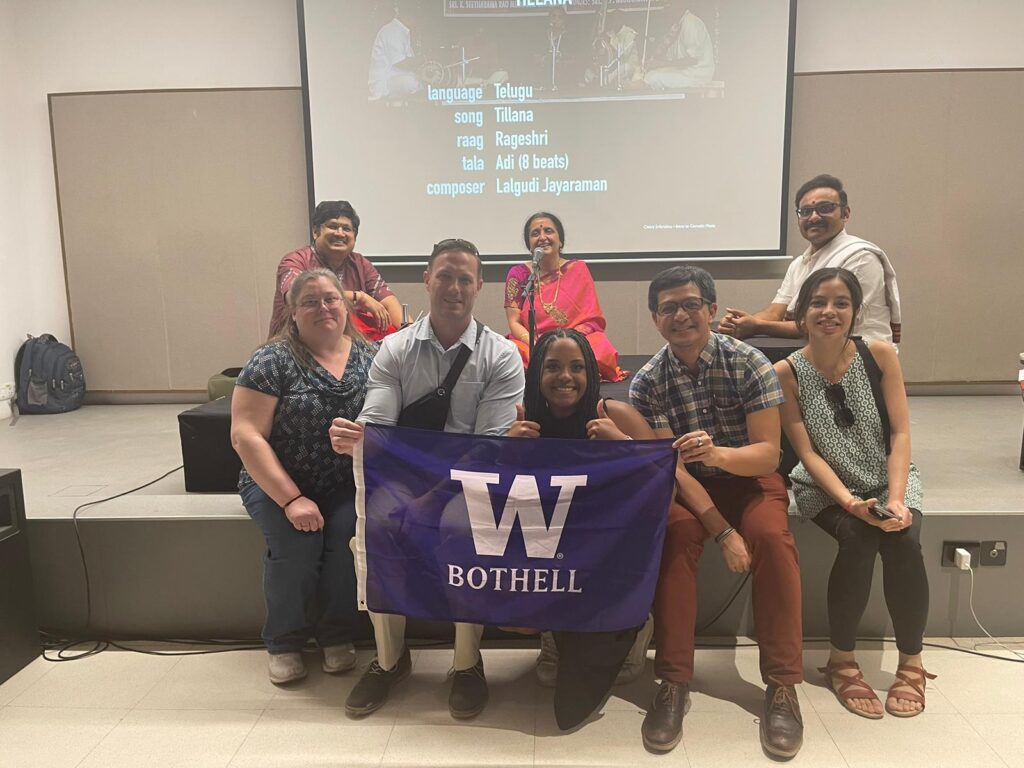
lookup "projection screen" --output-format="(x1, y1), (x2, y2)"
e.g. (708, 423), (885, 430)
(300, 0), (795, 261)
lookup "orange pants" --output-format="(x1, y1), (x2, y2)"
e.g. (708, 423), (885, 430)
(653, 472), (803, 686)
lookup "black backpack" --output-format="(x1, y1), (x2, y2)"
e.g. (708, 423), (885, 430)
(14, 334), (86, 415)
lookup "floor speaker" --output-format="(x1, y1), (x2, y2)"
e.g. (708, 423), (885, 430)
(0, 468), (40, 684)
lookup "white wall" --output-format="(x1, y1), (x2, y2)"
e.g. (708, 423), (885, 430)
(4, 0), (1024, 386)
(0, 0), (301, 385)
(794, 0), (1024, 73)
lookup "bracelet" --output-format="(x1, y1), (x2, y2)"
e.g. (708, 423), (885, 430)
(714, 526), (736, 545)
(283, 493), (303, 509)
(351, 291), (358, 303)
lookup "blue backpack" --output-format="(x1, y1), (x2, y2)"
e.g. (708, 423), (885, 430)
(14, 334), (86, 415)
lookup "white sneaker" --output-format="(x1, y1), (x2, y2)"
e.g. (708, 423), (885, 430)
(615, 613), (654, 685)
(535, 631), (558, 688)
(322, 643), (357, 674)
(268, 651), (307, 684)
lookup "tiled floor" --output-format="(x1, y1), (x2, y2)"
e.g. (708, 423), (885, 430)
(1, 640), (1022, 768)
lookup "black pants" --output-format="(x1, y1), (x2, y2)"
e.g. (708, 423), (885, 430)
(813, 506), (929, 656)
(552, 627), (638, 731)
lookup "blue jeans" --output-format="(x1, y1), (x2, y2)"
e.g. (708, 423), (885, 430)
(241, 483), (359, 654)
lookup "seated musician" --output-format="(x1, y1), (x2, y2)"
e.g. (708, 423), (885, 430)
(269, 201), (403, 342)
(642, 0), (715, 90)
(504, 211), (626, 382)
(583, 10), (641, 88)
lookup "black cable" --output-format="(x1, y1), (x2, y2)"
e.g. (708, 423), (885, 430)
(920, 639), (1023, 663)
(37, 625), (454, 662)
(70, 464), (185, 633)
(49, 469), (1024, 668)
(695, 572), (751, 634)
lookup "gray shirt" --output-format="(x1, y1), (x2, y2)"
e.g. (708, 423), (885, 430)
(358, 315), (525, 435)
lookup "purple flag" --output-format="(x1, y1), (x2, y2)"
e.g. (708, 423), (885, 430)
(353, 424), (674, 632)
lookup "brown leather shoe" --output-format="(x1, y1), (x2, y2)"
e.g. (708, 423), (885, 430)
(641, 681), (690, 752)
(761, 679), (803, 759)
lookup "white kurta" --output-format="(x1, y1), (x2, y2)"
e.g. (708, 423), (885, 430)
(644, 11), (715, 89)
(368, 18), (418, 100)
(774, 229), (903, 344)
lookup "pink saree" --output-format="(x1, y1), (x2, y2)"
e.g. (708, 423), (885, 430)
(504, 260), (626, 382)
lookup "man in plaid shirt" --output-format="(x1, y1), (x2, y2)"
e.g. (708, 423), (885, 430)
(630, 266), (803, 759)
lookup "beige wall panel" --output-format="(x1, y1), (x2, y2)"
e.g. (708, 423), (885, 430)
(592, 280), (638, 355)
(931, 71), (1024, 382)
(51, 72), (1024, 392)
(51, 96), (176, 390)
(52, 89), (309, 391)
(789, 71), (1024, 382)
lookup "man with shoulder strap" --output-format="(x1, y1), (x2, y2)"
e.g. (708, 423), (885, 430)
(329, 237), (525, 719)
(720, 174), (902, 345)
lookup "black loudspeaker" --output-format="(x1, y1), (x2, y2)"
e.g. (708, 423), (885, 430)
(0, 468), (40, 684)
(178, 396), (243, 492)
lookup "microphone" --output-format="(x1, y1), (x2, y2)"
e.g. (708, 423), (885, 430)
(532, 247), (544, 270)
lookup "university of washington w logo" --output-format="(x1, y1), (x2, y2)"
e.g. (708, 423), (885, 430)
(449, 470), (588, 558)
(445, 470), (589, 594)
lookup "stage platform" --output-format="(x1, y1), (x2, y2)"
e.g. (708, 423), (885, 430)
(3, 397), (1023, 639)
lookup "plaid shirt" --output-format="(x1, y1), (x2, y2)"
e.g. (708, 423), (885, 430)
(629, 333), (784, 478)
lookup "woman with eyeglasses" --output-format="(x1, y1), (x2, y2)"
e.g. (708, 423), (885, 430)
(231, 268), (376, 685)
(774, 267), (930, 720)
(505, 211), (626, 382)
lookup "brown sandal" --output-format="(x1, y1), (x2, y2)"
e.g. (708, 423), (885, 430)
(818, 661), (884, 720)
(885, 664), (937, 718)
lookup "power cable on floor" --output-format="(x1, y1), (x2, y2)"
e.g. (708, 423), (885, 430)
(71, 465), (184, 628)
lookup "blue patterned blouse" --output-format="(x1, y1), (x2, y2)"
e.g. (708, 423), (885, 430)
(236, 339), (376, 499)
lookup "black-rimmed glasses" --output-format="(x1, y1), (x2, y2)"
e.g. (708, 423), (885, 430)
(656, 297), (712, 316)
(796, 201), (844, 219)
(824, 383), (855, 428)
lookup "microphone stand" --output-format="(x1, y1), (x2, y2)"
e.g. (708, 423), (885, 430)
(548, 32), (561, 91)
(639, 0), (653, 76)
(523, 263), (539, 354)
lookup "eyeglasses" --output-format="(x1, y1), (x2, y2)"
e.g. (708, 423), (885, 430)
(796, 201), (844, 219)
(320, 220), (355, 233)
(298, 295), (343, 310)
(824, 383), (855, 428)
(656, 297), (711, 316)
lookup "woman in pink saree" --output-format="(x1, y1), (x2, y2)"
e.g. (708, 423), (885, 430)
(505, 212), (626, 382)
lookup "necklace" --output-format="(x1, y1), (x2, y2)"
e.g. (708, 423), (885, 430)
(539, 264), (569, 326)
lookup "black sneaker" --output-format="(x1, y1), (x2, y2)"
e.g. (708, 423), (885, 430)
(344, 646), (411, 716)
(448, 656), (488, 719)
(641, 681), (690, 752)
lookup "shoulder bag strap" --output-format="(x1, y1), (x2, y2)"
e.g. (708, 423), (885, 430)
(852, 336), (891, 455)
(439, 321), (483, 395)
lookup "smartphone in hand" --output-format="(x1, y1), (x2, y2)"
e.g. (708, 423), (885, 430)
(868, 505), (899, 520)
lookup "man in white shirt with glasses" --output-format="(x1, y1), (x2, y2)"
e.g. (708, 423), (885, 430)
(719, 174), (903, 345)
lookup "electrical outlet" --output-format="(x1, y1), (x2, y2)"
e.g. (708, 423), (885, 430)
(980, 540), (1007, 566)
(941, 540), (980, 568)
